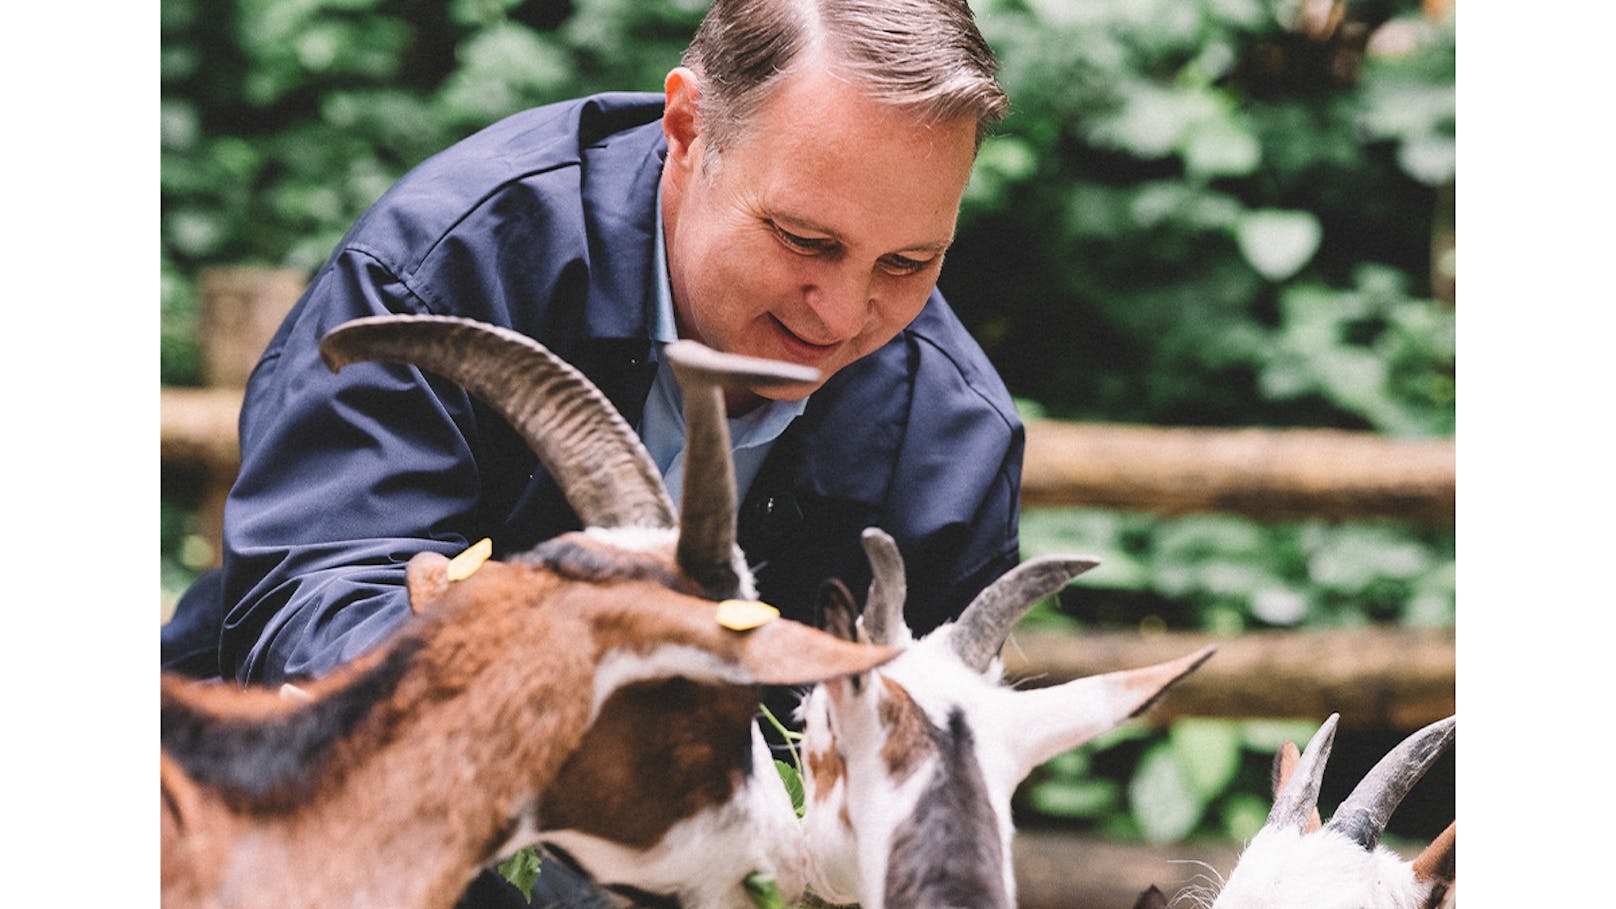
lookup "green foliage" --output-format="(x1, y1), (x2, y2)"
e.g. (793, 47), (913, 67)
(775, 760), (806, 820)
(1020, 507), (1454, 632)
(497, 846), (543, 903)
(744, 872), (789, 909)
(945, 0), (1454, 432)
(160, 488), (216, 621)
(160, 0), (710, 367)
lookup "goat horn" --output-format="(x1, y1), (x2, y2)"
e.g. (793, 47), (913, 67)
(950, 555), (1099, 673)
(1324, 714), (1455, 850)
(320, 314), (676, 530)
(663, 340), (818, 598)
(1266, 713), (1339, 833)
(859, 528), (908, 646)
(1270, 740), (1322, 831)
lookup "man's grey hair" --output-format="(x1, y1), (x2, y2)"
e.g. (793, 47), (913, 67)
(681, 0), (1009, 164)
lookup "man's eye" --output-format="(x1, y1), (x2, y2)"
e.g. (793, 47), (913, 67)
(772, 223), (835, 254)
(879, 254), (931, 276)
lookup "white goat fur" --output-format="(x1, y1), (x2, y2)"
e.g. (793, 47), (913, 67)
(1211, 826), (1434, 909)
(1198, 713), (1457, 909)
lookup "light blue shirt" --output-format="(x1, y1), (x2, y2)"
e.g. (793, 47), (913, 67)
(637, 191), (808, 506)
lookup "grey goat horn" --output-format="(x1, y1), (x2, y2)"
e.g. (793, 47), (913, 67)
(663, 339), (819, 598)
(950, 555), (1099, 673)
(1324, 714), (1456, 850)
(320, 314), (676, 531)
(859, 528), (907, 646)
(1266, 713), (1339, 832)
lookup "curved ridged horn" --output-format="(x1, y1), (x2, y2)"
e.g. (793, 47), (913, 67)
(1266, 713), (1339, 832)
(950, 555), (1099, 673)
(1324, 714), (1456, 850)
(319, 314), (675, 530)
(663, 340), (819, 598)
(859, 528), (908, 647)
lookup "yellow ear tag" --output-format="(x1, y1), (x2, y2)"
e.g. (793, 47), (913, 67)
(716, 599), (780, 631)
(446, 537), (493, 582)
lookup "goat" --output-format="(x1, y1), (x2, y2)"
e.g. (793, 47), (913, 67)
(1166, 712), (1457, 909)
(160, 315), (900, 909)
(796, 528), (1216, 909)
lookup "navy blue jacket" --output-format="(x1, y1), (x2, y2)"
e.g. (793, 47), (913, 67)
(164, 92), (1023, 687)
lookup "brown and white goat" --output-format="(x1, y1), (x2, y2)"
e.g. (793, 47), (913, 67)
(796, 528), (1216, 909)
(160, 315), (899, 909)
(1170, 712), (1457, 909)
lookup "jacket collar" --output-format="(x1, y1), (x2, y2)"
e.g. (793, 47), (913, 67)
(579, 113), (668, 345)
(570, 111), (669, 426)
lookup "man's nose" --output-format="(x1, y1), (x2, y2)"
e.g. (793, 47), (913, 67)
(800, 269), (871, 343)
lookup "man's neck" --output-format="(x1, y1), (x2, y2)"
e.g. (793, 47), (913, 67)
(724, 387), (769, 417)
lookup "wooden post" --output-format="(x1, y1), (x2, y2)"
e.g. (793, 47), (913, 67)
(181, 266), (304, 566)
(198, 266), (306, 387)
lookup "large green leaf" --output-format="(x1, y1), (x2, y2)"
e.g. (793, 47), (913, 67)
(497, 847), (543, 903)
(1129, 742), (1207, 843)
(1169, 719), (1242, 801)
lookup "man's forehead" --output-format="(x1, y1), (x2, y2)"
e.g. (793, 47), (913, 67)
(713, 64), (975, 252)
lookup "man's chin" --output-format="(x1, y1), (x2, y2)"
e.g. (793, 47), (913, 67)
(723, 379), (822, 415)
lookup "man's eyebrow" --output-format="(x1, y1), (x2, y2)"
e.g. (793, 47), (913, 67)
(767, 211), (953, 256)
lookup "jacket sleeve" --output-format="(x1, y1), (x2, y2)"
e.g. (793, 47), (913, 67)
(217, 249), (522, 685)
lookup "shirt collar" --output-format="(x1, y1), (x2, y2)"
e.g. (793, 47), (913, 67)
(650, 186), (679, 344)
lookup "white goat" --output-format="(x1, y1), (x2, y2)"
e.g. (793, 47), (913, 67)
(796, 528), (1215, 909)
(161, 315), (899, 909)
(1173, 712), (1457, 909)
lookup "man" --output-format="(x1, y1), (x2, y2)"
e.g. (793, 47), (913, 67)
(163, 0), (1024, 904)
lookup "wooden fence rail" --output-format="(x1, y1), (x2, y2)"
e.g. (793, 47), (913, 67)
(163, 392), (1456, 525)
(1003, 626), (1455, 730)
(1024, 420), (1454, 526)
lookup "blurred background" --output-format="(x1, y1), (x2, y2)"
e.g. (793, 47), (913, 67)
(159, 0), (1455, 903)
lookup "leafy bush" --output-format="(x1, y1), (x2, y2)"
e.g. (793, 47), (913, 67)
(944, 0), (1455, 433)
(162, 1), (1455, 433)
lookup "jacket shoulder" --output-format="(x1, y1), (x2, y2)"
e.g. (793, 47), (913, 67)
(902, 293), (1021, 433)
(339, 93), (666, 275)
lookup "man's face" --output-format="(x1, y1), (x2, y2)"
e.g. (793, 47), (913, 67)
(660, 63), (978, 404)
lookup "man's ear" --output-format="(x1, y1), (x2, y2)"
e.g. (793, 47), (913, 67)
(663, 66), (702, 170)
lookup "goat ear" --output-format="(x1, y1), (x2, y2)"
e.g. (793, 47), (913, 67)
(1413, 821), (1456, 909)
(817, 578), (861, 643)
(1007, 645), (1214, 777)
(1413, 821), (1456, 884)
(405, 551), (451, 613)
(730, 617), (900, 686)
